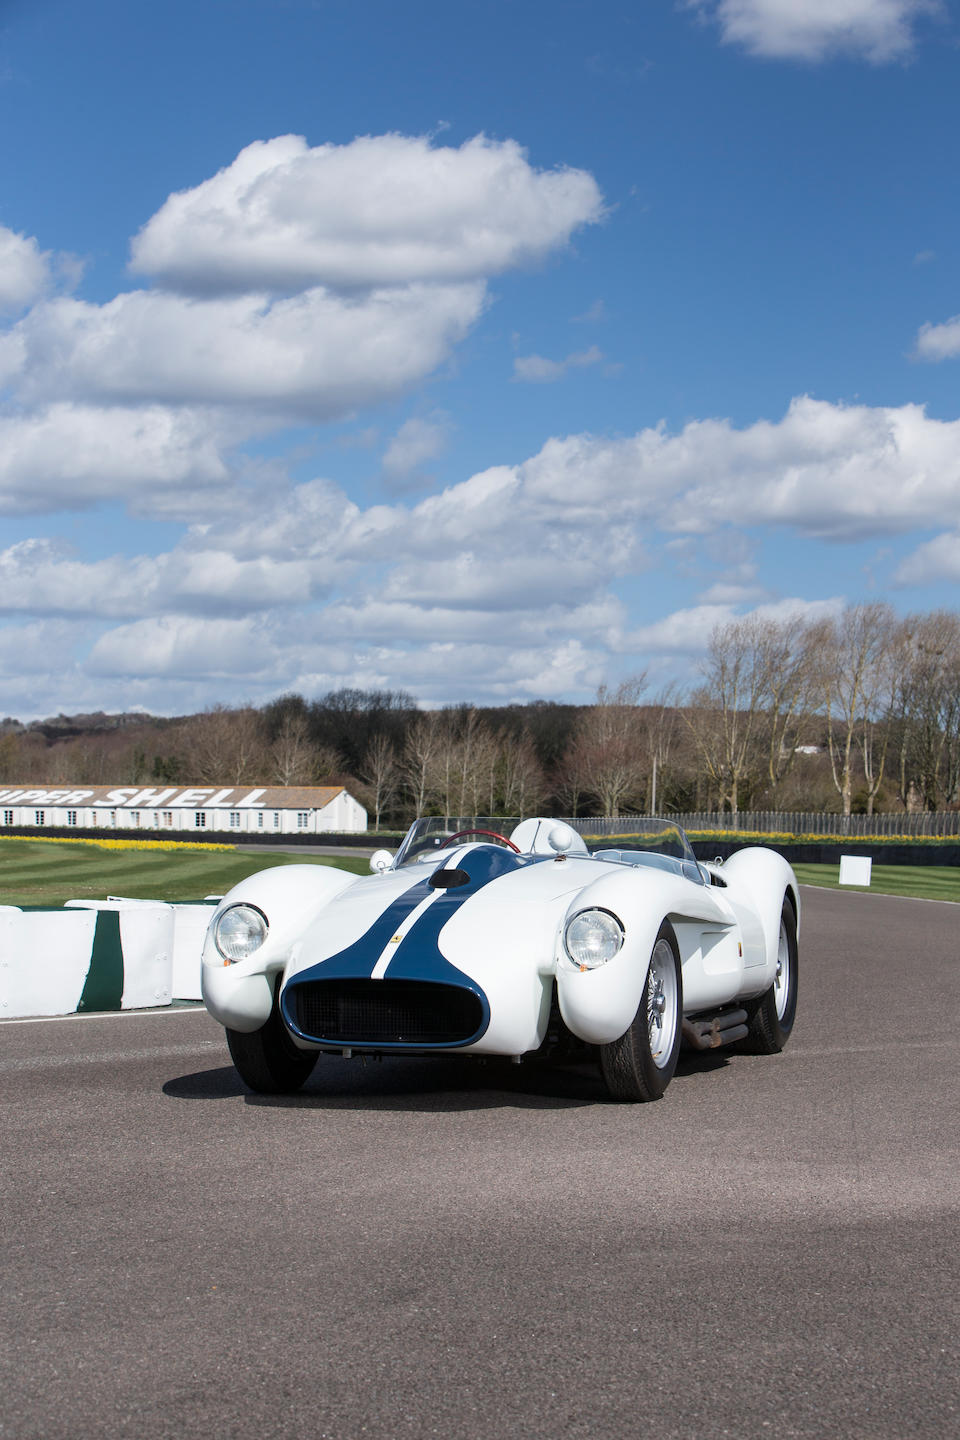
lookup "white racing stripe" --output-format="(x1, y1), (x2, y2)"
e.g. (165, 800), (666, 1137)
(370, 888), (442, 978)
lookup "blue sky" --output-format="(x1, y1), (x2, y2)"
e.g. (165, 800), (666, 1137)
(1, 0), (959, 717)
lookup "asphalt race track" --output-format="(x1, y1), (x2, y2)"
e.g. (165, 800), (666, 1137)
(1, 887), (958, 1440)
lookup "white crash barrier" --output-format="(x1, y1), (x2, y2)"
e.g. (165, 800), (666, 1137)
(93, 897), (215, 1001)
(0, 904), (98, 1018)
(0, 899), (215, 1019)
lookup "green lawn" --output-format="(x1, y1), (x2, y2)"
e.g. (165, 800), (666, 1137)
(2, 837), (954, 909)
(792, 863), (959, 903)
(0, 838), (370, 908)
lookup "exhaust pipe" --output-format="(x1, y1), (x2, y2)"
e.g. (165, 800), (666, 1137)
(682, 1007), (749, 1050)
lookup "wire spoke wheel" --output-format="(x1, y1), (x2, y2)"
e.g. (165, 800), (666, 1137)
(646, 937), (680, 1067)
(600, 920), (682, 1102)
(739, 897), (798, 1055)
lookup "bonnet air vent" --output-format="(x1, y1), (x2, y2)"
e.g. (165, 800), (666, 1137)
(429, 867), (470, 890)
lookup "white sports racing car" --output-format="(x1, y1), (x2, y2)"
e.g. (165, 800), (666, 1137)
(202, 816), (799, 1102)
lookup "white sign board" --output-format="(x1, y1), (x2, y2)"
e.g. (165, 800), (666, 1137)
(839, 855), (872, 887)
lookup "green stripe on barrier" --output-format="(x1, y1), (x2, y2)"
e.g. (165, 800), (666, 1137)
(78, 911), (124, 1011)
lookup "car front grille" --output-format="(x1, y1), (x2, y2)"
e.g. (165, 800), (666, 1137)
(288, 978), (485, 1047)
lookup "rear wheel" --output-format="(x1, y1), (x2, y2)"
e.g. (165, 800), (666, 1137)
(600, 921), (682, 1102)
(226, 987), (318, 1094)
(740, 897), (798, 1054)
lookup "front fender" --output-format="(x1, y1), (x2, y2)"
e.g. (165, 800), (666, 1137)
(556, 867), (731, 1046)
(201, 863), (360, 1032)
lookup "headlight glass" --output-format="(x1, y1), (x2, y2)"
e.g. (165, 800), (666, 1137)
(214, 903), (268, 962)
(564, 908), (624, 969)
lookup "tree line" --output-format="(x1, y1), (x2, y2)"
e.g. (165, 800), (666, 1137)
(2, 604), (957, 823)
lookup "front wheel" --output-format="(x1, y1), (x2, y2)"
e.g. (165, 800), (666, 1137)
(739, 897), (798, 1054)
(226, 988), (318, 1094)
(600, 921), (682, 1102)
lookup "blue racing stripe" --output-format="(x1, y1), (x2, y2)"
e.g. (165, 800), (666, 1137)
(286, 845), (526, 988)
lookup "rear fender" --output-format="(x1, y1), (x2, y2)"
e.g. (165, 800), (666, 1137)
(718, 847), (799, 990)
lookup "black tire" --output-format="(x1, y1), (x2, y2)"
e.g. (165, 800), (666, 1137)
(226, 986), (318, 1094)
(739, 897), (798, 1055)
(600, 920), (683, 1102)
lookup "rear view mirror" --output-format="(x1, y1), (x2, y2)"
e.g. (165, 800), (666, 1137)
(369, 849), (394, 873)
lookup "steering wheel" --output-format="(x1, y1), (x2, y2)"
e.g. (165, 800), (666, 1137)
(441, 829), (520, 852)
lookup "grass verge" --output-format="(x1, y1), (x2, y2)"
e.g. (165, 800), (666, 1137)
(0, 837), (369, 908)
(792, 863), (959, 903)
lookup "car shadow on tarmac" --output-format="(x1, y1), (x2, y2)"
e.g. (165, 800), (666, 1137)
(162, 1045), (733, 1112)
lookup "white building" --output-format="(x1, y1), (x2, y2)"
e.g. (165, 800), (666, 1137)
(0, 784), (367, 836)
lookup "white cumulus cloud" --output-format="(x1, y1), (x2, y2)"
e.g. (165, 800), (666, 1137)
(0, 539), (323, 619)
(0, 403), (232, 516)
(685, 0), (939, 62)
(895, 532), (960, 584)
(3, 283), (485, 419)
(6, 393), (960, 709)
(382, 414), (451, 481)
(0, 225), (51, 313)
(513, 345), (604, 383)
(914, 314), (960, 361)
(130, 133), (605, 295)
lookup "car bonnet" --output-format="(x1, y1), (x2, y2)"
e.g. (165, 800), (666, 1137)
(283, 844), (536, 986)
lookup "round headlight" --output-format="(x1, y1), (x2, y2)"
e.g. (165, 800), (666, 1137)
(564, 908), (624, 969)
(214, 903), (268, 962)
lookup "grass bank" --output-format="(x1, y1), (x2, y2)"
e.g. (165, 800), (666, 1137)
(0, 837), (369, 909)
(792, 864), (959, 903)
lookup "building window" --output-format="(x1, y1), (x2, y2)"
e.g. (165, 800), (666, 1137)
(194, 810), (207, 828)
(272, 811), (280, 829)
(3, 810), (12, 825)
(162, 811), (173, 827)
(257, 811), (264, 829)
(131, 811), (141, 827)
(152, 811), (160, 827)
(90, 811), (98, 827)
(109, 810), (117, 827)
(297, 811), (309, 829)
(229, 812), (241, 829)
(35, 810), (45, 826)
(66, 810), (78, 826)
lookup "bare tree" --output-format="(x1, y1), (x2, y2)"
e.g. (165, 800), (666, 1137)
(270, 707), (317, 786)
(177, 705), (269, 786)
(753, 615), (819, 801)
(566, 678), (648, 818)
(0, 730), (21, 782)
(637, 686), (680, 814)
(813, 603), (896, 816)
(401, 712), (439, 819)
(891, 610), (960, 810)
(361, 733), (399, 831)
(685, 620), (769, 814)
(554, 744), (590, 818)
(497, 728), (546, 817)
(450, 709), (496, 817)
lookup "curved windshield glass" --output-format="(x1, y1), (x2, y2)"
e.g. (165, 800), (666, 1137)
(580, 818), (697, 865)
(392, 815), (698, 869)
(393, 817), (519, 867)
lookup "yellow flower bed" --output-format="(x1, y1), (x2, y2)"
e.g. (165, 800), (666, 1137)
(12, 835), (236, 854)
(585, 828), (949, 846)
(686, 830), (945, 845)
